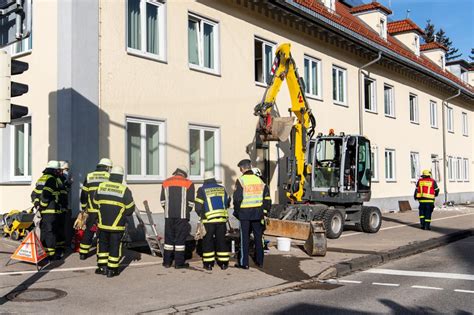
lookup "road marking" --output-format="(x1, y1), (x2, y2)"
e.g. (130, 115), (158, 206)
(341, 213), (474, 238)
(339, 280), (362, 284)
(364, 268), (474, 281)
(0, 261), (161, 276)
(412, 285), (443, 290)
(454, 289), (474, 294)
(372, 282), (400, 287)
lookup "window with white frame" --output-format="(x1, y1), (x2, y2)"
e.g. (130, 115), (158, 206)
(126, 117), (165, 180)
(430, 101), (437, 128)
(463, 158), (469, 181)
(189, 125), (220, 180)
(447, 106), (454, 132)
(410, 152), (420, 180)
(384, 84), (394, 117)
(462, 112), (468, 136)
(127, 0), (165, 59)
(409, 94), (418, 123)
(332, 66), (347, 105)
(431, 154), (441, 182)
(1, 118), (32, 182)
(448, 156), (454, 181)
(364, 76), (376, 112)
(384, 149), (396, 181)
(188, 13), (219, 73)
(303, 56), (322, 98)
(254, 38), (275, 84)
(371, 145), (378, 181)
(456, 157), (462, 181)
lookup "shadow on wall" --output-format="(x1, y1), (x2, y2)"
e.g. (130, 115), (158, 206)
(48, 88), (110, 216)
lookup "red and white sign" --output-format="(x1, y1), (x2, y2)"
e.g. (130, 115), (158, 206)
(10, 231), (47, 264)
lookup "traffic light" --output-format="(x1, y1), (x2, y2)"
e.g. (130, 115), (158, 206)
(0, 50), (28, 126)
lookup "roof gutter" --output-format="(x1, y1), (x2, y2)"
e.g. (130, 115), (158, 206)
(275, 0), (474, 100)
(359, 51), (382, 134)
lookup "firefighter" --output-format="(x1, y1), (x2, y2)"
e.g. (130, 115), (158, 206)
(160, 166), (195, 269)
(233, 159), (271, 269)
(56, 161), (72, 257)
(195, 171), (230, 271)
(93, 166), (135, 278)
(79, 158), (113, 260)
(252, 167), (270, 252)
(414, 169), (439, 230)
(31, 160), (61, 259)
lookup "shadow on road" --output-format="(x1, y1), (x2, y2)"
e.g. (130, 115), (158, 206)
(256, 254), (312, 282)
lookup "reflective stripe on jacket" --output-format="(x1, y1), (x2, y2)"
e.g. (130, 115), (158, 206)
(160, 175), (195, 219)
(238, 174), (265, 208)
(195, 180), (228, 224)
(31, 171), (60, 214)
(80, 171), (110, 212)
(94, 181), (135, 231)
(416, 177), (438, 203)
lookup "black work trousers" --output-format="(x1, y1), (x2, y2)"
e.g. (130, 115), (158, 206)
(163, 218), (190, 267)
(56, 210), (66, 253)
(419, 203), (434, 228)
(40, 213), (57, 257)
(79, 212), (98, 256)
(202, 223), (229, 267)
(239, 220), (263, 267)
(97, 230), (123, 271)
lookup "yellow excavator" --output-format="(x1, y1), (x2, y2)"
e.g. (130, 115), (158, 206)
(254, 43), (382, 242)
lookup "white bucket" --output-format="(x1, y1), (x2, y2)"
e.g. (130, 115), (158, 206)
(277, 237), (291, 251)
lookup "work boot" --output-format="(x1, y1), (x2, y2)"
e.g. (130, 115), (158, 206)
(420, 225), (425, 230)
(175, 263), (190, 269)
(426, 225), (431, 230)
(79, 254), (87, 260)
(234, 263), (249, 270)
(95, 267), (107, 275)
(107, 269), (118, 278)
(220, 264), (228, 271)
(203, 264), (213, 271)
(162, 262), (172, 268)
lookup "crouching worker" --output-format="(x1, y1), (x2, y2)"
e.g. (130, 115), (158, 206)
(93, 166), (135, 278)
(195, 171), (230, 271)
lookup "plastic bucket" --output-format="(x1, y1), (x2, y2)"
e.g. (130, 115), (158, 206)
(277, 237), (291, 251)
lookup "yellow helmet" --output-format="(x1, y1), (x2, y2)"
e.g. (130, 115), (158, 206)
(422, 169), (431, 176)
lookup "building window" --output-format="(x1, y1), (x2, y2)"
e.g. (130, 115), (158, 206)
(10, 119), (32, 181)
(188, 13), (219, 73)
(364, 77), (376, 112)
(254, 38), (275, 85)
(384, 149), (396, 181)
(463, 158), (469, 182)
(456, 157), (463, 182)
(410, 152), (420, 181)
(384, 84), (394, 117)
(371, 145), (378, 182)
(189, 125), (220, 180)
(127, 0), (165, 60)
(379, 18), (387, 39)
(303, 56), (322, 99)
(430, 101), (437, 128)
(409, 94), (418, 124)
(126, 117), (165, 180)
(447, 106), (454, 133)
(332, 66), (347, 105)
(431, 154), (441, 182)
(448, 156), (454, 181)
(414, 34), (420, 56)
(440, 54), (445, 70)
(462, 112), (468, 136)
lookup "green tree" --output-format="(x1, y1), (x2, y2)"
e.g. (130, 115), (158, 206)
(423, 19), (436, 43)
(469, 48), (474, 62)
(435, 28), (462, 61)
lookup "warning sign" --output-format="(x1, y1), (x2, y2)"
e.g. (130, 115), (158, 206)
(10, 231), (48, 264)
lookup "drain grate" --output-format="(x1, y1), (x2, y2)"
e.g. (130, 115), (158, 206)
(6, 288), (67, 302)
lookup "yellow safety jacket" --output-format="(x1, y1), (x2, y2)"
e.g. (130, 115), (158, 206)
(80, 171), (110, 213)
(238, 174), (265, 208)
(93, 180), (135, 232)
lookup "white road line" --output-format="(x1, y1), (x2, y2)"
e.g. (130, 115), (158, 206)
(339, 280), (362, 284)
(341, 213), (474, 238)
(412, 285), (443, 290)
(454, 289), (474, 294)
(364, 268), (474, 281)
(0, 261), (161, 276)
(372, 282), (400, 287)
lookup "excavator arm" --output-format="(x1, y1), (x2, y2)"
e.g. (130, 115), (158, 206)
(254, 43), (316, 202)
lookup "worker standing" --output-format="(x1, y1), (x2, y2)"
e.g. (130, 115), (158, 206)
(233, 159), (271, 269)
(195, 171), (230, 271)
(56, 161), (72, 257)
(414, 169), (440, 230)
(93, 166), (135, 278)
(160, 166), (195, 269)
(31, 160), (61, 259)
(79, 158), (112, 260)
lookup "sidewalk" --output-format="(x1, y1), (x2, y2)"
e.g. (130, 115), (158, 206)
(0, 208), (472, 314)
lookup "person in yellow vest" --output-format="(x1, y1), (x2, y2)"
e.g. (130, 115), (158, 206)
(233, 159), (271, 269)
(93, 166), (135, 278)
(78, 158), (112, 260)
(414, 169), (440, 230)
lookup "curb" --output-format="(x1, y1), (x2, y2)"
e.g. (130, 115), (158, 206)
(317, 229), (473, 280)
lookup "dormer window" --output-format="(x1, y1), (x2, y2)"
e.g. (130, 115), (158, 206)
(441, 55), (445, 70)
(414, 35), (420, 56)
(321, 0), (335, 11)
(379, 18), (387, 39)
(350, 2), (392, 40)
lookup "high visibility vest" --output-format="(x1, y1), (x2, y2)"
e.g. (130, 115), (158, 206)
(416, 178), (436, 203)
(239, 174), (265, 208)
(95, 182), (134, 231)
(196, 184), (228, 223)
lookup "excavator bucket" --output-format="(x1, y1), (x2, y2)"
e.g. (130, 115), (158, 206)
(260, 117), (294, 142)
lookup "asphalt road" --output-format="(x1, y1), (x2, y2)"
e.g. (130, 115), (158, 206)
(200, 237), (474, 314)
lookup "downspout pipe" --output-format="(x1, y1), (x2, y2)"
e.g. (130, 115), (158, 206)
(358, 51), (382, 135)
(441, 89), (461, 205)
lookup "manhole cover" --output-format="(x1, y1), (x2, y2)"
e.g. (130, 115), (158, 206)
(6, 288), (67, 302)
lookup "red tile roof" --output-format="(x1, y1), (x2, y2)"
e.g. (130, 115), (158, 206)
(292, 0), (473, 92)
(387, 19), (424, 35)
(350, 2), (392, 15)
(421, 42), (448, 52)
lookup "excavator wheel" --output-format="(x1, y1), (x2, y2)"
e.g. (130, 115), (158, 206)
(323, 209), (344, 239)
(360, 206), (382, 233)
